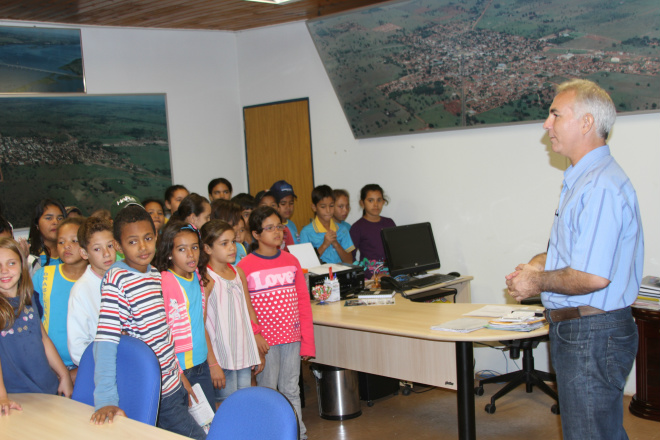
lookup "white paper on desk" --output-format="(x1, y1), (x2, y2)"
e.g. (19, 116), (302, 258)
(463, 305), (515, 317)
(364, 298), (395, 306)
(188, 383), (214, 433)
(287, 243), (321, 269)
(431, 318), (488, 332)
(308, 264), (351, 276)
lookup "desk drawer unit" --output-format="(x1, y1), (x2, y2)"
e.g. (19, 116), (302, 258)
(313, 324), (458, 390)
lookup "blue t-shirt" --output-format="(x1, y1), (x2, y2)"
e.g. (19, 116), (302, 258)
(235, 242), (247, 265)
(0, 294), (59, 394)
(300, 218), (355, 264)
(169, 271), (208, 369)
(39, 252), (62, 267)
(284, 220), (300, 244)
(337, 220), (351, 233)
(32, 265), (76, 367)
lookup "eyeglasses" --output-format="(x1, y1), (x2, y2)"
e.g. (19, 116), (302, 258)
(262, 224), (286, 232)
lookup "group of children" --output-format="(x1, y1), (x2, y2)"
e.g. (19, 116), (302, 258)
(0, 177), (394, 440)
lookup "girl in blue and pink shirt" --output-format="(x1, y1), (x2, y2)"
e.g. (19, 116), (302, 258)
(155, 220), (215, 410)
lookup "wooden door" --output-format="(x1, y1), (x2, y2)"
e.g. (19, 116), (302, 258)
(244, 98), (314, 234)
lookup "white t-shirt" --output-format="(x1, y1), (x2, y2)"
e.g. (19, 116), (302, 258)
(67, 265), (103, 366)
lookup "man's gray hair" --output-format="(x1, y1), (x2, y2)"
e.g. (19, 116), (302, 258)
(557, 79), (616, 140)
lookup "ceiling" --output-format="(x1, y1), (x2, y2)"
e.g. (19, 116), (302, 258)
(0, 0), (390, 32)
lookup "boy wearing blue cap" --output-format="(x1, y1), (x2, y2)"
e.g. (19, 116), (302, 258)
(270, 180), (300, 244)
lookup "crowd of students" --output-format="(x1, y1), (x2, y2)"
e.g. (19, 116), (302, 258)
(0, 177), (395, 440)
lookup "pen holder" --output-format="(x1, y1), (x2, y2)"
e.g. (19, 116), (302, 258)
(312, 285), (332, 305)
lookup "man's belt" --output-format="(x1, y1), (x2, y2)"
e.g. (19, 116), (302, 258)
(545, 305), (608, 323)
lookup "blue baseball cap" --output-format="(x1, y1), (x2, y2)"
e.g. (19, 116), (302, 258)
(269, 180), (297, 202)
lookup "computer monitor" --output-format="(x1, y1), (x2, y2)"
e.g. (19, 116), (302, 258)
(381, 222), (441, 277)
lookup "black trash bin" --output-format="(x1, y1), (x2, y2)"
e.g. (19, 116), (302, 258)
(310, 364), (362, 420)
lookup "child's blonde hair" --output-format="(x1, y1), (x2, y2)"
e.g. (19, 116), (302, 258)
(0, 238), (34, 330)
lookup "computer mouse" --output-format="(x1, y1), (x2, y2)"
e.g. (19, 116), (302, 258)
(448, 272), (461, 277)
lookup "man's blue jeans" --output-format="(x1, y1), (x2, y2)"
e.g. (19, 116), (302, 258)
(548, 307), (637, 440)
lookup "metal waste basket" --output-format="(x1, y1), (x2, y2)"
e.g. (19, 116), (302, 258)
(311, 364), (362, 420)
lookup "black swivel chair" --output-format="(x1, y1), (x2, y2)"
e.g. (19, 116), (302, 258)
(474, 297), (559, 414)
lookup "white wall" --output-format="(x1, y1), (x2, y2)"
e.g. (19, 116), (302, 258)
(236, 22), (660, 393)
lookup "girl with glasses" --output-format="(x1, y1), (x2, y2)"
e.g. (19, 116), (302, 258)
(237, 206), (315, 440)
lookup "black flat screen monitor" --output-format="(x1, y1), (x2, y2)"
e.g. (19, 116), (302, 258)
(381, 222), (441, 277)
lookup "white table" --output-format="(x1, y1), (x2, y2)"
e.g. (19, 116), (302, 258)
(2, 393), (188, 440)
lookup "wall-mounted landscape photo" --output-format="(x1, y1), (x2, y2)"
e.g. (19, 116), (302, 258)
(307, 0), (660, 139)
(0, 25), (85, 93)
(0, 95), (172, 228)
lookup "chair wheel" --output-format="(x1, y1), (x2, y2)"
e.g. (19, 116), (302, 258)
(551, 404), (560, 415)
(474, 386), (484, 396)
(402, 387), (411, 396)
(367, 401), (374, 407)
(485, 403), (496, 414)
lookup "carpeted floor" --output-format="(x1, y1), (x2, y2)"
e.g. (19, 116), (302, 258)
(301, 365), (659, 439)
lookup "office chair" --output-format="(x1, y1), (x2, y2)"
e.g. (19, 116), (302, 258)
(207, 387), (299, 440)
(474, 297), (559, 415)
(72, 335), (161, 425)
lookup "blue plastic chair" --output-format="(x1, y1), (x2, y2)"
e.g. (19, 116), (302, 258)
(207, 387), (299, 440)
(72, 335), (161, 425)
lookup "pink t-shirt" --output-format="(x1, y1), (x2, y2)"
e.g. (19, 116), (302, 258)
(237, 250), (315, 357)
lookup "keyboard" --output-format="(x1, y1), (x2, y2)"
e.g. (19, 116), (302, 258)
(403, 274), (457, 290)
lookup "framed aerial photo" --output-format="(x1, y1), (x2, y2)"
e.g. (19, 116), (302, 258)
(0, 25), (85, 93)
(0, 94), (172, 228)
(307, 0), (660, 139)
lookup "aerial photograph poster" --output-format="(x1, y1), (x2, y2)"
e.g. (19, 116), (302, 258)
(307, 0), (660, 139)
(0, 95), (172, 228)
(0, 25), (85, 93)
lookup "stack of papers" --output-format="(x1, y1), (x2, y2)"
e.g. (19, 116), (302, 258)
(430, 318), (488, 333)
(635, 276), (660, 310)
(487, 312), (547, 332)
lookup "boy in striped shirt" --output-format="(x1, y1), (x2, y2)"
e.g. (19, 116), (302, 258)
(90, 205), (206, 439)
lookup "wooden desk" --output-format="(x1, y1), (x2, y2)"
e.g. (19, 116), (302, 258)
(2, 393), (187, 440)
(312, 279), (547, 440)
(629, 306), (660, 421)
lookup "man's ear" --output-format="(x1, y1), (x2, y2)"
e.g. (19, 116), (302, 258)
(79, 248), (89, 261)
(582, 113), (595, 135)
(113, 239), (123, 255)
(252, 230), (260, 241)
(311, 204), (318, 214)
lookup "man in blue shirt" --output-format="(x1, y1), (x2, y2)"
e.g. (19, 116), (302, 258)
(506, 79), (643, 440)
